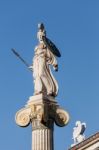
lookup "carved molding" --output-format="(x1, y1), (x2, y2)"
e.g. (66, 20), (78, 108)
(15, 107), (31, 127)
(15, 97), (70, 128)
(15, 104), (44, 127)
(55, 108), (70, 127)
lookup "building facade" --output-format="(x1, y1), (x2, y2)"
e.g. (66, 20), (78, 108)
(69, 132), (99, 150)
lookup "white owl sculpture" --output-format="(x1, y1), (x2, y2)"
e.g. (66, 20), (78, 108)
(72, 121), (86, 145)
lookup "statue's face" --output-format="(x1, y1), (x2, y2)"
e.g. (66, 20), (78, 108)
(37, 30), (45, 43)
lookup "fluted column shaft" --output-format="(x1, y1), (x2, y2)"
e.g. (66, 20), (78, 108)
(32, 119), (54, 150)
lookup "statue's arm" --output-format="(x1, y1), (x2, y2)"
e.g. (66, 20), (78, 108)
(47, 49), (58, 71)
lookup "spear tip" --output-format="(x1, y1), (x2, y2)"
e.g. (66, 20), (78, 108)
(11, 48), (20, 57)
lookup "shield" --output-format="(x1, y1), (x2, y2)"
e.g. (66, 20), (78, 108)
(42, 36), (61, 57)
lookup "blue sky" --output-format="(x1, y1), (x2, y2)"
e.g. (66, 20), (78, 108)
(0, 0), (99, 150)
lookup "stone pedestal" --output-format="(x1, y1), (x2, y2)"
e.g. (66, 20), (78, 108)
(15, 94), (70, 150)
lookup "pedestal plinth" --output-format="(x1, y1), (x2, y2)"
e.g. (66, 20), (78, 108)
(15, 94), (70, 150)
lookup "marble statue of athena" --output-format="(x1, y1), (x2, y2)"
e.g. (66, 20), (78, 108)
(15, 24), (69, 150)
(31, 23), (61, 97)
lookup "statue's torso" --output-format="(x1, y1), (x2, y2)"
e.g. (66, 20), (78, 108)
(34, 43), (47, 57)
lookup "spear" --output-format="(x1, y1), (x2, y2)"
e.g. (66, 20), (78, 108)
(11, 48), (33, 72)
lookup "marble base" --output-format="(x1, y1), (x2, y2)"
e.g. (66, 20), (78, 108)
(15, 94), (70, 150)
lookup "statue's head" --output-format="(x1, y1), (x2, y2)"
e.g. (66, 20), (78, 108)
(37, 23), (46, 43)
(38, 23), (45, 31)
(75, 121), (81, 126)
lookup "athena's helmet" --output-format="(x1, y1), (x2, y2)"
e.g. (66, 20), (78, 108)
(37, 23), (61, 57)
(37, 23), (46, 40)
(38, 23), (44, 31)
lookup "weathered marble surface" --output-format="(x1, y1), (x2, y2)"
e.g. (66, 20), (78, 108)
(15, 94), (70, 150)
(15, 23), (70, 150)
(30, 23), (60, 97)
(15, 94), (69, 128)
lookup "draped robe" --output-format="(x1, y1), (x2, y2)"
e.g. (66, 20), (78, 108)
(33, 43), (58, 96)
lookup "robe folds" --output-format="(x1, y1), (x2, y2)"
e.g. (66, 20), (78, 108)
(33, 43), (58, 96)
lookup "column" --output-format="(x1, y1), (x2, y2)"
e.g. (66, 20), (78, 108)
(32, 119), (54, 150)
